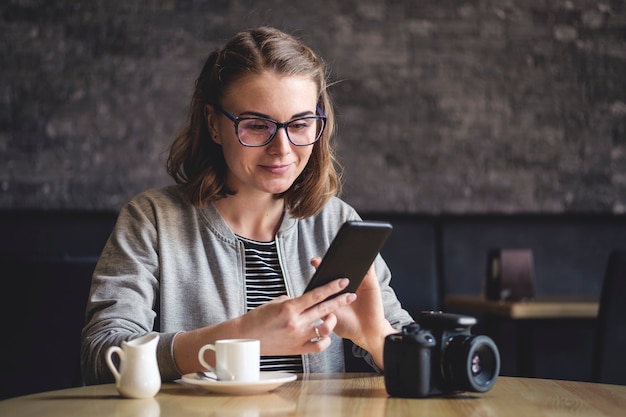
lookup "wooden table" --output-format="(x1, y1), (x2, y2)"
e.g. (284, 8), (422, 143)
(1, 373), (625, 417)
(444, 295), (600, 378)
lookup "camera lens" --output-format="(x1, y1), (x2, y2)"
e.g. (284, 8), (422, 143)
(442, 335), (500, 393)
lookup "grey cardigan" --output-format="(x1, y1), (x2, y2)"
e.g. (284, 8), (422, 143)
(81, 185), (413, 384)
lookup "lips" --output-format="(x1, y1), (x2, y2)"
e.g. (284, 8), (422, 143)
(261, 163), (292, 174)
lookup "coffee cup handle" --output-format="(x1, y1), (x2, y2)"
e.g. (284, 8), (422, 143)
(198, 344), (217, 373)
(105, 346), (124, 382)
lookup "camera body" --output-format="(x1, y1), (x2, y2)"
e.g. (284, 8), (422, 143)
(384, 311), (500, 398)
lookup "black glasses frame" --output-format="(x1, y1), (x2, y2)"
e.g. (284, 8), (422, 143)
(214, 104), (327, 147)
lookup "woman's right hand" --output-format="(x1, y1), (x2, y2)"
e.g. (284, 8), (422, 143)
(172, 278), (356, 374)
(239, 277), (356, 355)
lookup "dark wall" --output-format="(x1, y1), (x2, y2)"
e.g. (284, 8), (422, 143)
(1, 0), (625, 213)
(0, 210), (117, 399)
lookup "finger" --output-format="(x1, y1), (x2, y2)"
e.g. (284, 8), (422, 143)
(301, 314), (340, 352)
(307, 312), (338, 336)
(310, 257), (322, 268)
(306, 335), (332, 352)
(318, 313), (337, 334)
(299, 277), (350, 308)
(309, 325), (323, 343)
(307, 292), (356, 325)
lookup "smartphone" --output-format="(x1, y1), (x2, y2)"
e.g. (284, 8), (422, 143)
(304, 220), (393, 298)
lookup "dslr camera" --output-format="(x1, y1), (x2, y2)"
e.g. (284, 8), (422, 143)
(384, 311), (500, 398)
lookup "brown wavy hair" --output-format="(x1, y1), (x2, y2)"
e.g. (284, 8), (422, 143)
(166, 27), (341, 218)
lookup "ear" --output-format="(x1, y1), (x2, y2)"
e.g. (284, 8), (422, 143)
(205, 104), (222, 144)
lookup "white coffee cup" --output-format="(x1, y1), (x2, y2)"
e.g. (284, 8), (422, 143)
(198, 339), (260, 382)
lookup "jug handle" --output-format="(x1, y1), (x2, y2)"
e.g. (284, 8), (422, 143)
(105, 346), (125, 382)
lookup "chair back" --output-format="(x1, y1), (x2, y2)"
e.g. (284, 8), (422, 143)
(593, 250), (626, 385)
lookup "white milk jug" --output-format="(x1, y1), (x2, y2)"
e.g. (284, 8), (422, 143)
(105, 333), (161, 398)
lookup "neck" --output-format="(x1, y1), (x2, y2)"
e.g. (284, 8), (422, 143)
(213, 195), (285, 242)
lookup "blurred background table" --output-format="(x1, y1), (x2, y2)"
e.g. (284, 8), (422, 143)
(1, 373), (625, 417)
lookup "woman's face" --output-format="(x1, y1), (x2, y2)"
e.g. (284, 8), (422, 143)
(208, 71), (319, 198)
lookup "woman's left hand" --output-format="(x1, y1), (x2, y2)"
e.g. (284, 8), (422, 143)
(309, 257), (396, 368)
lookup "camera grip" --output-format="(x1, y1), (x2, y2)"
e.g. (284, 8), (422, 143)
(384, 331), (436, 398)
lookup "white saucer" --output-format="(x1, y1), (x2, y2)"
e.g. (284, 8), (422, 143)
(179, 371), (297, 395)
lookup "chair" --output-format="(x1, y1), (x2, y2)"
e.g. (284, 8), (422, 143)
(0, 210), (117, 399)
(0, 259), (96, 399)
(593, 250), (626, 385)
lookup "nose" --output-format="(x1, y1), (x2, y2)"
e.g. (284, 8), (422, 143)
(266, 126), (291, 154)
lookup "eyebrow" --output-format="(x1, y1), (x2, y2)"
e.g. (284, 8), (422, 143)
(238, 110), (316, 120)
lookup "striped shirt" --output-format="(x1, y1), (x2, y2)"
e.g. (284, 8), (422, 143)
(238, 236), (304, 373)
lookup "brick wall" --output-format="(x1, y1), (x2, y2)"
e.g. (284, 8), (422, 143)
(1, 0), (625, 213)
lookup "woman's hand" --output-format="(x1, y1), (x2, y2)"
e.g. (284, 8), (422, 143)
(240, 277), (357, 355)
(310, 257), (396, 369)
(173, 277), (356, 374)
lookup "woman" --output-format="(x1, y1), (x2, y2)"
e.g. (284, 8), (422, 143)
(81, 26), (413, 384)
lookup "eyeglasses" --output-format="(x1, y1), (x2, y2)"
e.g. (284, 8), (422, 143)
(214, 105), (327, 147)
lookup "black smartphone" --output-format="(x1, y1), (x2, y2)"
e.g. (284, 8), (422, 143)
(304, 220), (393, 298)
